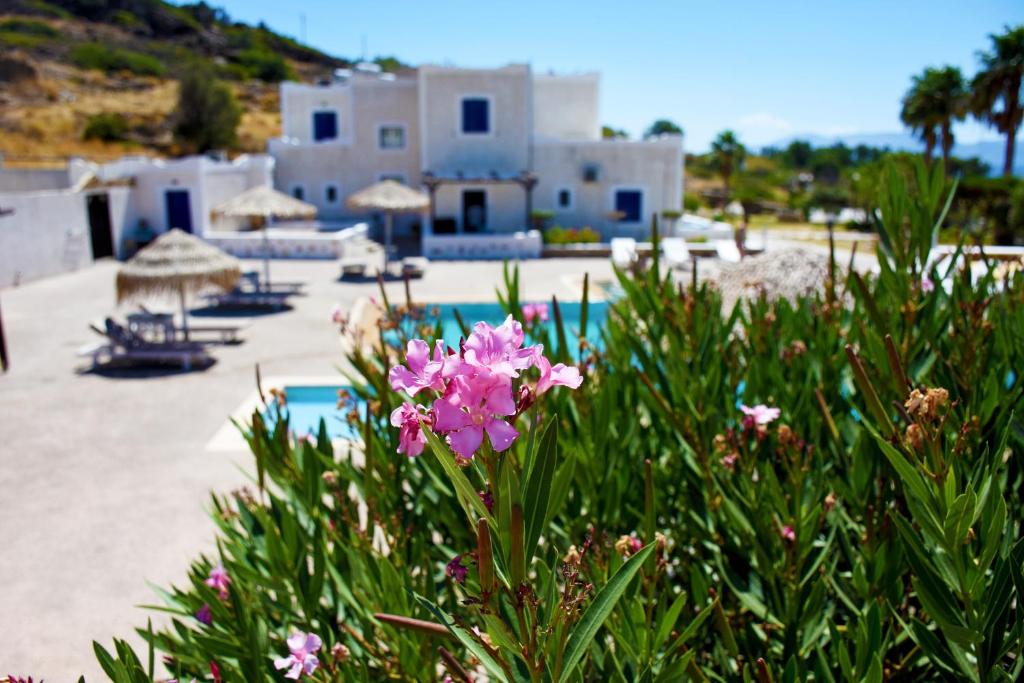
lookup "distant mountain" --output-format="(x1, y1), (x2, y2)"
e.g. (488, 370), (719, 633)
(766, 132), (1024, 177)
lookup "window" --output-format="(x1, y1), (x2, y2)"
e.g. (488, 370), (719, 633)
(291, 185), (305, 201)
(378, 125), (406, 150)
(325, 184), (338, 203)
(461, 97), (490, 134)
(312, 111), (338, 142)
(556, 187), (574, 211)
(582, 164), (599, 183)
(614, 189), (643, 223)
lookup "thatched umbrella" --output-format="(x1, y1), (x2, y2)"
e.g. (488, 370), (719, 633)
(347, 180), (430, 271)
(116, 229), (241, 340)
(211, 185), (317, 287)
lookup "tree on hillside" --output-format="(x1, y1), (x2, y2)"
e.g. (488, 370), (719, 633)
(644, 119), (683, 138)
(602, 125), (628, 139)
(784, 140), (813, 169)
(173, 64), (241, 153)
(710, 130), (746, 205)
(901, 71), (939, 165)
(971, 25), (1024, 177)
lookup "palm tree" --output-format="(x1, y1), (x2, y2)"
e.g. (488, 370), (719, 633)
(901, 72), (939, 165)
(710, 130), (746, 205)
(971, 25), (1024, 177)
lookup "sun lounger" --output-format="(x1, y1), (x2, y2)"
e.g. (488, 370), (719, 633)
(133, 308), (245, 344)
(401, 257), (428, 278)
(241, 271), (305, 294)
(85, 318), (212, 370)
(339, 258), (367, 279)
(201, 289), (291, 310)
(714, 239), (743, 263)
(662, 238), (692, 270)
(611, 238), (638, 269)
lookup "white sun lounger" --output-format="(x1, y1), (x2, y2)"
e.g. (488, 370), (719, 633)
(714, 239), (743, 263)
(662, 237), (692, 270)
(611, 238), (637, 269)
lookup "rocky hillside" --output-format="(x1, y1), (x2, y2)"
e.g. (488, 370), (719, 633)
(0, 0), (405, 164)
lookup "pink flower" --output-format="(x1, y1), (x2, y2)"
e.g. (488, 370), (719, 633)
(740, 404), (780, 428)
(204, 564), (230, 600)
(330, 304), (345, 324)
(533, 348), (584, 394)
(781, 526), (796, 543)
(274, 633), (322, 680)
(195, 604), (213, 626)
(389, 402), (428, 457)
(921, 276), (935, 293)
(458, 316), (535, 379)
(446, 555), (468, 584)
(389, 340), (447, 396)
(720, 453), (738, 472)
(522, 302), (549, 324)
(433, 373), (518, 458)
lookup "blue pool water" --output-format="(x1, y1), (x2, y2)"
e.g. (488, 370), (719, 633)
(266, 385), (364, 441)
(431, 301), (607, 351)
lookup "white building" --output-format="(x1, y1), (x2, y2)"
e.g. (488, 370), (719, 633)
(270, 63), (684, 256)
(0, 154), (272, 286)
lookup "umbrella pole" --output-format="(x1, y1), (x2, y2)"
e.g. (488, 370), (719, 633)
(262, 213), (271, 290)
(179, 285), (190, 341)
(384, 211), (393, 273)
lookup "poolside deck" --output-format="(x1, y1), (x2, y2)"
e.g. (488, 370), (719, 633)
(0, 256), (613, 679)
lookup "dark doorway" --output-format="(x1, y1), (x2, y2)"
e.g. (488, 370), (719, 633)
(462, 190), (486, 233)
(86, 193), (114, 259)
(165, 190), (193, 233)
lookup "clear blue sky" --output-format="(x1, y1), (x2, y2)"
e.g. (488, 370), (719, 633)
(188, 0), (1023, 152)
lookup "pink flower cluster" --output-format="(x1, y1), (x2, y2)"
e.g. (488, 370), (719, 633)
(389, 315), (583, 459)
(275, 632), (322, 679)
(740, 404), (780, 429)
(522, 302), (549, 324)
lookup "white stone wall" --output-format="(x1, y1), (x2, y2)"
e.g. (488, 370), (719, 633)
(532, 136), (684, 240)
(0, 189), (90, 287)
(419, 64), (531, 175)
(532, 73), (600, 141)
(280, 81), (355, 144)
(432, 183), (529, 234)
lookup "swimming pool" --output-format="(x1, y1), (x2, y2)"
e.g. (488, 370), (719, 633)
(428, 301), (607, 351)
(266, 384), (364, 441)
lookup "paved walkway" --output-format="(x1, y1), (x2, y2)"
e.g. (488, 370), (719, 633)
(0, 256), (612, 680)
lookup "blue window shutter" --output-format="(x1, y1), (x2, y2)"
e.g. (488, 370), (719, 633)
(461, 98), (489, 134)
(615, 190), (642, 222)
(313, 111), (337, 141)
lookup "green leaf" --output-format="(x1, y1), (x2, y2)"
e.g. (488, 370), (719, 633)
(558, 543), (656, 681)
(414, 594), (509, 682)
(523, 421), (558, 561)
(422, 426), (493, 527)
(943, 488), (977, 551)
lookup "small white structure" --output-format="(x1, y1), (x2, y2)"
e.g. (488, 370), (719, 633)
(270, 62), (685, 256)
(0, 154), (273, 287)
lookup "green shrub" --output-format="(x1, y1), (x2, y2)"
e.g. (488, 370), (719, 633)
(0, 18), (59, 37)
(543, 225), (601, 244)
(172, 63), (241, 152)
(235, 47), (293, 82)
(94, 159), (1024, 681)
(83, 112), (129, 142)
(70, 42), (165, 77)
(683, 191), (702, 211)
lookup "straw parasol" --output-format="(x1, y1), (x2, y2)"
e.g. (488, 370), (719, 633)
(116, 229), (241, 340)
(347, 180), (430, 271)
(211, 185), (317, 287)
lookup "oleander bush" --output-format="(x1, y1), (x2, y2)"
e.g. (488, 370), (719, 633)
(92, 160), (1024, 682)
(542, 226), (601, 245)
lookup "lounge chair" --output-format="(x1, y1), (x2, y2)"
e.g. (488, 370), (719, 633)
(84, 318), (212, 370)
(202, 289), (292, 310)
(401, 257), (428, 278)
(662, 238), (692, 270)
(241, 271), (305, 295)
(134, 307), (246, 344)
(611, 238), (638, 269)
(339, 258), (367, 279)
(714, 239), (743, 263)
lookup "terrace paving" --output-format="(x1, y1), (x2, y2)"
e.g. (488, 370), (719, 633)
(0, 256), (613, 681)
